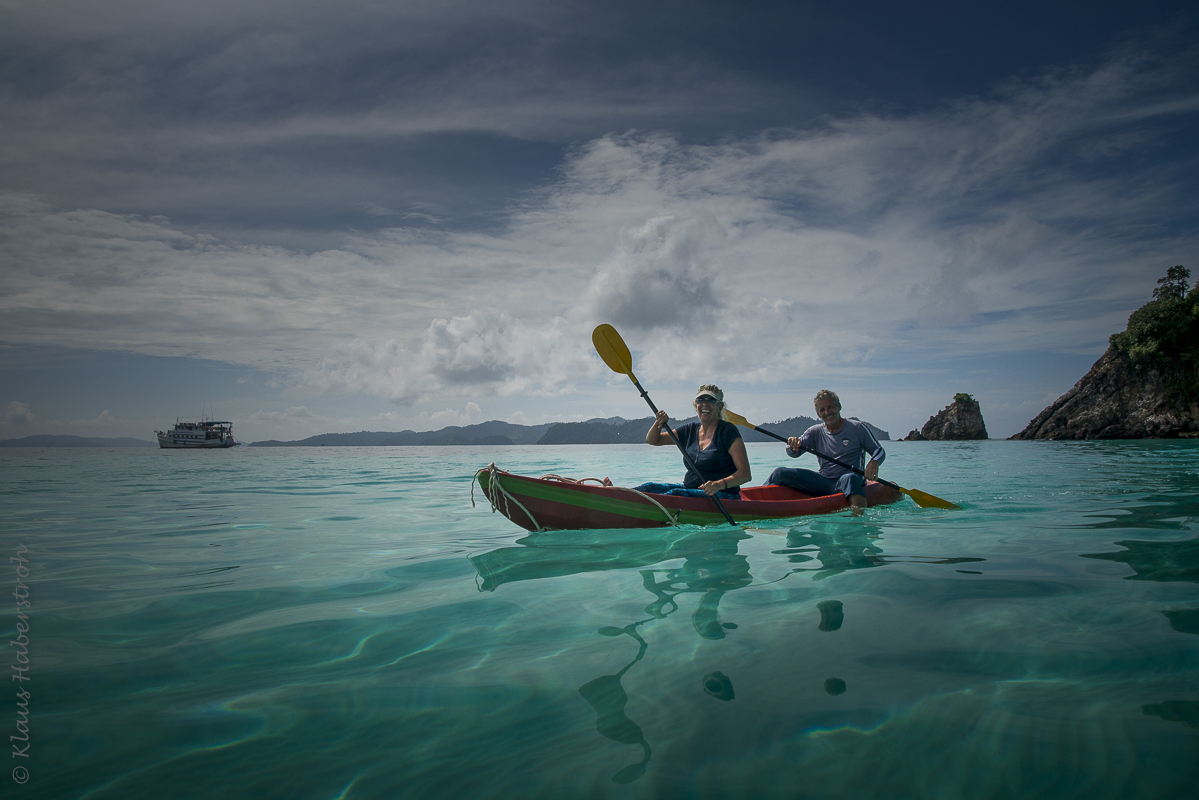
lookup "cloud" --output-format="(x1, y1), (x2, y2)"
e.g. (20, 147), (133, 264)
(247, 406), (329, 426)
(582, 212), (724, 331)
(307, 310), (598, 405)
(1, 46), (1197, 409)
(416, 403), (483, 429)
(3, 401), (34, 425)
(0, 0), (814, 249)
(72, 410), (118, 426)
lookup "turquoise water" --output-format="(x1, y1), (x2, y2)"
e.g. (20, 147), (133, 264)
(3, 441), (1198, 799)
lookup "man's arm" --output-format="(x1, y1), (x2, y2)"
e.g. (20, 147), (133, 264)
(859, 422), (885, 480)
(786, 426), (815, 457)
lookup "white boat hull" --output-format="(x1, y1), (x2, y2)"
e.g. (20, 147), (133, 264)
(156, 433), (239, 448)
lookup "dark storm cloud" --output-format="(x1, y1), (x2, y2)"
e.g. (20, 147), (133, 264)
(0, 0), (809, 243)
(4, 0), (1194, 246)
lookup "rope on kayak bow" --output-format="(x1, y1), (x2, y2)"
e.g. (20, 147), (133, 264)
(473, 463), (545, 532)
(538, 474), (613, 486)
(538, 474), (680, 526)
(610, 486), (680, 526)
(472, 464), (680, 527)
(539, 474), (681, 525)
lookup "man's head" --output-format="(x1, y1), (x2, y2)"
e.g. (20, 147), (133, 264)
(813, 389), (841, 423)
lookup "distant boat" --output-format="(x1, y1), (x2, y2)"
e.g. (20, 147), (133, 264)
(155, 419), (240, 449)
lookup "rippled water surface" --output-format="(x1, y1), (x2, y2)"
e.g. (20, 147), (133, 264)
(3, 441), (1198, 798)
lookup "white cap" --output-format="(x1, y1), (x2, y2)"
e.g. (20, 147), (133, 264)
(694, 388), (724, 403)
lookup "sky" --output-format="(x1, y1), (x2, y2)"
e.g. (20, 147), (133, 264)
(2, 0), (1197, 442)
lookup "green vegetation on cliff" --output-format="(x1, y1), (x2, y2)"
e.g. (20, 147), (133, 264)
(1108, 265), (1199, 397)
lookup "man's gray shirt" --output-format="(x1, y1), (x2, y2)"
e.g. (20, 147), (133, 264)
(787, 418), (886, 479)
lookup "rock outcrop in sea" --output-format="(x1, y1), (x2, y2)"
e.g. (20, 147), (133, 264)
(903, 394), (987, 440)
(1011, 265), (1199, 440)
(1010, 349), (1199, 439)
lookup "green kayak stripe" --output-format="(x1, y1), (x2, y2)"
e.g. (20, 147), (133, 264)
(503, 477), (675, 522)
(490, 473), (765, 526)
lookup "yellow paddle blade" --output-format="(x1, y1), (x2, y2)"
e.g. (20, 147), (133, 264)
(719, 408), (755, 428)
(899, 486), (961, 511)
(592, 324), (634, 376)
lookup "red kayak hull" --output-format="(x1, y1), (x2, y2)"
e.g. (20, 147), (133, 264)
(474, 466), (904, 531)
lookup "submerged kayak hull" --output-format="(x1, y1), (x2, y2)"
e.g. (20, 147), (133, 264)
(474, 466), (904, 531)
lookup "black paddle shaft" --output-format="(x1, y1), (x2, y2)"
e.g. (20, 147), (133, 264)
(752, 425), (901, 492)
(633, 379), (737, 525)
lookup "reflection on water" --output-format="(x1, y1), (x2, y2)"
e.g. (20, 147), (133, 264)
(778, 523), (887, 581)
(639, 533), (751, 639)
(1082, 537), (1199, 583)
(473, 527), (755, 784)
(470, 527), (749, 592)
(471, 527), (754, 639)
(1163, 608), (1199, 635)
(1078, 496), (1199, 531)
(774, 521), (984, 583)
(579, 621), (653, 785)
(817, 600), (844, 631)
(1142, 700), (1199, 729)
(702, 671), (735, 701)
(469, 520), (999, 786)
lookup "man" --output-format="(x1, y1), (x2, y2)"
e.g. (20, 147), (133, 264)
(767, 389), (885, 512)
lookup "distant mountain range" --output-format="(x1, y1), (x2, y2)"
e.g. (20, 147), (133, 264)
(251, 420), (555, 447)
(0, 435), (155, 447)
(250, 416), (890, 446)
(0, 417), (890, 448)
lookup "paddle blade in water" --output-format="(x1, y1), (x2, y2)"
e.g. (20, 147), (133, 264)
(592, 324), (633, 375)
(902, 487), (961, 510)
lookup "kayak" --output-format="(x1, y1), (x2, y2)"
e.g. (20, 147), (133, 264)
(473, 464), (904, 531)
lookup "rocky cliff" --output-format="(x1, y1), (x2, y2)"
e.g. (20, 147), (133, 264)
(1010, 348), (1199, 439)
(904, 394), (988, 440)
(1012, 266), (1199, 440)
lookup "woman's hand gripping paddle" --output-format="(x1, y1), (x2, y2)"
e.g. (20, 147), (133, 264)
(720, 408), (961, 510)
(592, 324), (738, 525)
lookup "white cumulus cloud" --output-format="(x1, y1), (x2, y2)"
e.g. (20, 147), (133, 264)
(3, 401), (34, 426)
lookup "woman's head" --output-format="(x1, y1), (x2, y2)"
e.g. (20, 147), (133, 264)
(693, 384), (725, 413)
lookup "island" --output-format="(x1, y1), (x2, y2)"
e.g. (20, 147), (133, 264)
(1012, 266), (1199, 439)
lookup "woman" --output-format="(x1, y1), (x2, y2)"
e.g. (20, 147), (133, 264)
(644, 385), (751, 497)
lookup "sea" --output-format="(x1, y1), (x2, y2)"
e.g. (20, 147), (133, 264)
(3, 440), (1197, 799)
